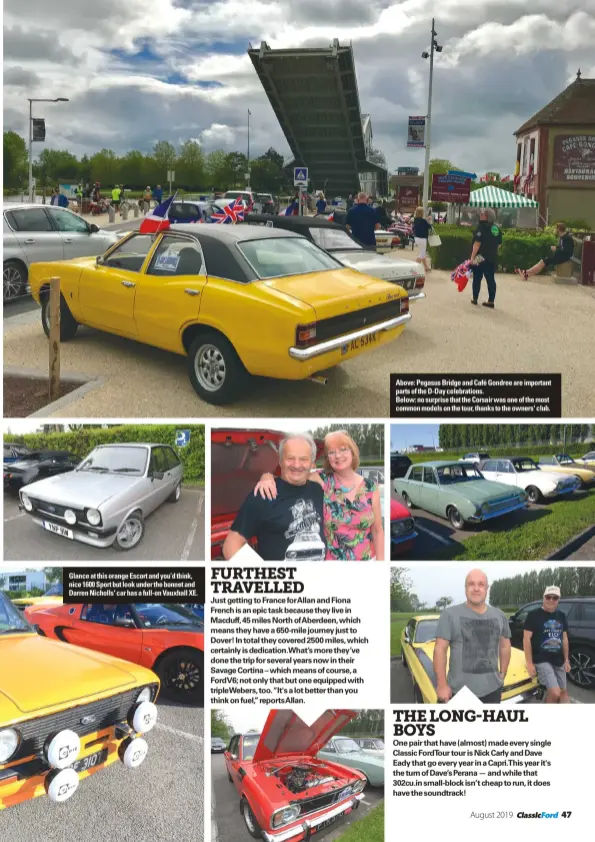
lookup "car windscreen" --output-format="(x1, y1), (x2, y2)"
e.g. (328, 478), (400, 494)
(437, 464), (483, 484)
(415, 619), (439, 643)
(557, 454), (575, 465)
(242, 735), (260, 760)
(514, 459), (539, 472)
(309, 227), (362, 251)
(332, 738), (362, 754)
(0, 595), (35, 634)
(237, 236), (341, 279)
(134, 603), (201, 628)
(78, 446), (148, 475)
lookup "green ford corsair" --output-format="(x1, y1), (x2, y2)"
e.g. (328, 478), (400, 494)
(393, 461), (528, 530)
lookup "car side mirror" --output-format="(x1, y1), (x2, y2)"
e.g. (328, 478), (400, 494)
(404, 629), (411, 643)
(96, 255), (104, 266)
(152, 471), (165, 481)
(89, 223), (100, 233)
(114, 616), (135, 628)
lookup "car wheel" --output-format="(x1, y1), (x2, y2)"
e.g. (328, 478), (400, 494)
(568, 647), (595, 688)
(3, 259), (27, 301)
(157, 647), (204, 703)
(41, 293), (79, 341)
(188, 331), (249, 405)
(113, 512), (145, 551)
(401, 650), (408, 669)
(526, 485), (542, 504)
(168, 482), (182, 503)
(402, 492), (413, 509)
(242, 800), (263, 839)
(227, 769), (233, 782)
(447, 506), (465, 530)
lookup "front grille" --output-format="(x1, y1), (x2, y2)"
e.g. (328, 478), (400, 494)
(392, 517), (415, 537)
(295, 786), (351, 815)
(315, 300), (403, 343)
(506, 679), (534, 693)
(12, 685), (157, 761)
(486, 496), (521, 513)
(28, 496), (86, 521)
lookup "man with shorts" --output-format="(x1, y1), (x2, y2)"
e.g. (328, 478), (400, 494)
(523, 585), (570, 703)
(516, 223), (574, 279)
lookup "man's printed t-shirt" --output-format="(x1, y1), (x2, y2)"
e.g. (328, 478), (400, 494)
(436, 603), (511, 698)
(524, 608), (568, 667)
(231, 478), (325, 561)
(472, 221), (503, 263)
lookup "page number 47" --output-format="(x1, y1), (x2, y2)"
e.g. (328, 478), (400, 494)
(561, 812), (572, 818)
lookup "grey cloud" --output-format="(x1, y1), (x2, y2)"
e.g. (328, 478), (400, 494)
(3, 26), (76, 62)
(290, 0), (381, 26)
(3, 65), (41, 87)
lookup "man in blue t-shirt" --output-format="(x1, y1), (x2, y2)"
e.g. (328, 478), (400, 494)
(523, 585), (570, 704)
(345, 192), (380, 247)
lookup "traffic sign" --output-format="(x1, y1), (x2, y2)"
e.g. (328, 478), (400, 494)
(294, 167), (308, 186)
(175, 430), (191, 447)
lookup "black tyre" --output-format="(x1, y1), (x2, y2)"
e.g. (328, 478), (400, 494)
(227, 769), (233, 782)
(112, 512), (145, 551)
(187, 331), (249, 405)
(447, 506), (465, 530)
(241, 800), (263, 839)
(402, 492), (413, 509)
(41, 294), (79, 341)
(413, 682), (423, 703)
(526, 485), (542, 504)
(156, 647), (204, 703)
(568, 647), (595, 688)
(4, 259), (27, 301)
(168, 482), (182, 503)
(401, 649), (407, 668)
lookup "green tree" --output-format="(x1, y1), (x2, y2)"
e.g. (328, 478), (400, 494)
(435, 596), (453, 611)
(211, 709), (233, 740)
(119, 150), (149, 188)
(34, 148), (80, 189)
(429, 159), (460, 179)
(43, 568), (62, 584)
(390, 567), (414, 612)
(176, 140), (205, 190)
(152, 140), (177, 181)
(89, 148), (119, 186)
(3, 130), (29, 190)
(205, 149), (231, 189)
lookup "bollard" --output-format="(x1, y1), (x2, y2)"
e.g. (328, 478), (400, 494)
(122, 205), (129, 220)
(48, 277), (61, 402)
(108, 206), (116, 223)
(133, 205), (139, 218)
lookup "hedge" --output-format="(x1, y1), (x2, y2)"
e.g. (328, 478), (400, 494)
(429, 225), (557, 271)
(407, 443), (593, 463)
(4, 424), (205, 484)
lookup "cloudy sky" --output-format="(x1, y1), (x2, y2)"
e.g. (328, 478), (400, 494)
(4, 0), (595, 175)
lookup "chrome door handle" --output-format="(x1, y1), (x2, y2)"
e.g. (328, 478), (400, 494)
(184, 288), (201, 296)
(24, 238), (36, 244)
(63, 238), (74, 244)
(121, 280), (136, 288)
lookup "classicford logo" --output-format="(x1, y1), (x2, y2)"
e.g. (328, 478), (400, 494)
(47, 505), (56, 513)
(81, 715), (97, 726)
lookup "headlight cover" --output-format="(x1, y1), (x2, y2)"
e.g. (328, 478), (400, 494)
(86, 508), (101, 526)
(0, 728), (19, 763)
(21, 493), (33, 512)
(272, 805), (301, 828)
(64, 509), (77, 525)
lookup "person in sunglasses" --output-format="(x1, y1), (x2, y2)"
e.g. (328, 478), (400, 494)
(523, 586), (571, 703)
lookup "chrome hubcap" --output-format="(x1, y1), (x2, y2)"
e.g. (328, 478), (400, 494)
(195, 344), (226, 392)
(175, 484), (181, 500)
(569, 652), (595, 686)
(168, 659), (201, 692)
(244, 808), (255, 832)
(3, 266), (22, 299)
(117, 517), (143, 548)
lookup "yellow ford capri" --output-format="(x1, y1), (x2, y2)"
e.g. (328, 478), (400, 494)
(28, 225), (411, 405)
(537, 454), (595, 488)
(0, 593), (159, 809)
(400, 615), (539, 704)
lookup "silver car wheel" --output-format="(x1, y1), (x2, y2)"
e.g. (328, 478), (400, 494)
(194, 344), (226, 392)
(175, 483), (181, 501)
(116, 515), (144, 549)
(3, 264), (23, 300)
(243, 805), (256, 833)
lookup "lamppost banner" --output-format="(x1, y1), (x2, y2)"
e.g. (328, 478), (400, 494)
(407, 116), (426, 148)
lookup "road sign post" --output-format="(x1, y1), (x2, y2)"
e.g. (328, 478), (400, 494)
(294, 168), (308, 217)
(175, 430), (191, 447)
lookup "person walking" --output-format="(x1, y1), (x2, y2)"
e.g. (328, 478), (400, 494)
(50, 187), (68, 208)
(412, 206), (431, 272)
(153, 184), (163, 204)
(143, 185), (152, 212)
(516, 223), (574, 279)
(470, 208), (502, 308)
(523, 585), (570, 704)
(315, 192), (326, 215)
(345, 192), (380, 247)
(111, 184), (121, 212)
(346, 193), (354, 210)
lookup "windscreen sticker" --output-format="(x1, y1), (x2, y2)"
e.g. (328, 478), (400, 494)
(154, 253), (180, 272)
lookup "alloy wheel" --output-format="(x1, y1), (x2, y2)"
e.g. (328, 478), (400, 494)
(165, 658), (202, 694)
(244, 805), (256, 833)
(569, 650), (595, 687)
(4, 264), (23, 300)
(195, 344), (226, 392)
(117, 516), (143, 549)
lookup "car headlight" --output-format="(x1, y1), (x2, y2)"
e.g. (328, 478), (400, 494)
(137, 687), (153, 703)
(352, 779), (365, 794)
(0, 728), (20, 763)
(64, 509), (77, 525)
(481, 502), (490, 513)
(272, 805), (301, 828)
(21, 493), (33, 512)
(86, 508), (101, 526)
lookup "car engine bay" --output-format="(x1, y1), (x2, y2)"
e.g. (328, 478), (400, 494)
(270, 764), (337, 794)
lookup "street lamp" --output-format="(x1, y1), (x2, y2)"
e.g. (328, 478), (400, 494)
(421, 19), (443, 215)
(28, 97), (69, 201)
(247, 108), (251, 188)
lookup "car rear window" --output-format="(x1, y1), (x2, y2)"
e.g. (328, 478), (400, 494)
(310, 227), (361, 251)
(237, 236), (340, 279)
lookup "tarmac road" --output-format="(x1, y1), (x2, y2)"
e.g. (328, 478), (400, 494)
(4, 257), (595, 418)
(390, 488), (593, 561)
(390, 654), (594, 704)
(0, 702), (204, 841)
(3, 486), (205, 561)
(211, 753), (383, 842)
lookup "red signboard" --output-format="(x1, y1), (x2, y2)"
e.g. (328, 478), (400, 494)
(397, 185), (419, 208)
(552, 134), (595, 183)
(431, 173), (471, 203)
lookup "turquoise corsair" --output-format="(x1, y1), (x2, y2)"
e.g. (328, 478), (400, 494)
(393, 461), (528, 530)
(317, 736), (384, 787)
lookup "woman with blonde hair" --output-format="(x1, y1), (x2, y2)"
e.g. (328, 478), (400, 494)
(254, 430), (384, 560)
(413, 205), (431, 273)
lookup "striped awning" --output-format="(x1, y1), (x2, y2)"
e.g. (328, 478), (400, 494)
(466, 185), (538, 208)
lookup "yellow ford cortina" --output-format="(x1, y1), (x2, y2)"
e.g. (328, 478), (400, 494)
(537, 454), (595, 488)
(0, 593), (159, 809)
(27, 225), (411, 404)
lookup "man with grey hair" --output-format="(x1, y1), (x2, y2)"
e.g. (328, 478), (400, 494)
(345, 192), (381, 247)
(433, 568), (511, 703)
(222, 433), (325, 561)
(469, 208), (502, 308)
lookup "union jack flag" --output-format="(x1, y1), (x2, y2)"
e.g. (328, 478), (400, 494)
(210, 196), (245, 224)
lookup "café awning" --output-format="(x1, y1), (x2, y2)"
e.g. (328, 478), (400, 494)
(466, 185), (538, 208)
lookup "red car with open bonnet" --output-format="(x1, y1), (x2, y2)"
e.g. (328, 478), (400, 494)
(390, 497), (417, 557)
(224, 709), (366, 840)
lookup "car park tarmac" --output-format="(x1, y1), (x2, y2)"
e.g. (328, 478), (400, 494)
(0, 703), (203, 840)
(4, 261), (594, 417)
(3, 486), (205, 561)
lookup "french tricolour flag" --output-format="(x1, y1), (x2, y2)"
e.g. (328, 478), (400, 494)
(139, 192), (178, 233)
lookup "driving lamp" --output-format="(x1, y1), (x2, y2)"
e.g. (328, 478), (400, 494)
(0, 728), (19, 763)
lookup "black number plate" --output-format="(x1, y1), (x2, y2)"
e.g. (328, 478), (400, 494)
(72, 748), (108, 773)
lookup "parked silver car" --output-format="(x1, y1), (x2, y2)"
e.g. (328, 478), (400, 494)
(19, 443), (183, 551)
(3, 202), (119, 300)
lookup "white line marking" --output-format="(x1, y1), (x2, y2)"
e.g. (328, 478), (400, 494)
(156, 722), (204, 742)
(180, 492), (204, 560)
(4, 513), (25, 523)
(416, 523), (452, 546)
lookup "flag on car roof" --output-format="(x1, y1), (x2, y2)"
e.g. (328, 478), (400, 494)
(210, 196), (245, 223)
(139, 192), (177, 233)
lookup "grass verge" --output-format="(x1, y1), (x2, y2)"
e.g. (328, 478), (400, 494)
(334, 802), (383, 842)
